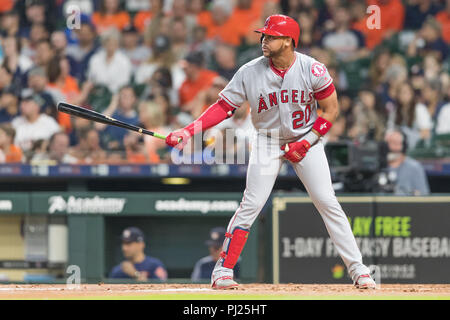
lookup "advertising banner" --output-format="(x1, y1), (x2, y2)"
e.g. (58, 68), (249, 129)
(272, 195), (450, 284)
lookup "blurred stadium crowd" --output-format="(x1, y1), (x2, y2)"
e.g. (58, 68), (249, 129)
(0, 0), (449, 165)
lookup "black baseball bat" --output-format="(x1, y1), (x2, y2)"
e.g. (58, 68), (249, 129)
(57, 102), (167, 140)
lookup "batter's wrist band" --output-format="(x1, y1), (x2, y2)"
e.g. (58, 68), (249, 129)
(134, 271), (141, 279)
(302, 130), (319, 146)
(312, 116), (332, 136)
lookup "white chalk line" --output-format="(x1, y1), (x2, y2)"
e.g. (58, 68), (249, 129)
(0, 287), (214, 293)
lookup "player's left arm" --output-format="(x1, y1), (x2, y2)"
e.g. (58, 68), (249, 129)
(311, 89), (338, 139)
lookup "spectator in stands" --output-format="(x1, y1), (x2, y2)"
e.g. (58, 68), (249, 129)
(368, 48), (393, 88)
(69, 127), (107, 164)
(188, 0), (208, 17)
(138, 100), (170, 163)
(184, 75), (229, 118)
(120, 25), (151, 74)
(68, 117), (91, 146)
(0, 124), (23, 163)
(435, 0), (450, 44)
(348, 88), (385, 142)
(197, 0), (246, 47)
(0, 87), (19, 123)
(227, 0), (265, 39)
(11, 90), (60, 153)
(139, 66), (177, 107)
(109, 227), (168, 281)
(142, 0), (166, 46)
(213, 43), (238, 81)
(30, 131), (77, 165)
(379, 54), (409, 107)
(26, 66), (57, 118)
(0, 65), (17, 96)
(87, 27), (132, 94)
(170, 18), (191, 61)
(421, 77), (446, 139)
(66, 20), (100, 83)
(92, 0), (131, 35)
(50, 31), (68, 57)
(352, 0), (405, 50)
(316, 0), (340, 31)
(0, 0), (13, 13)
(388, 82), (432, 148)
(435, 100), (450, 135)
(384, 129), (430, 195)
(169, 0), (197, 44)
(407, 16), (448, 61)
(321, 6), (368, 62)
(189, 25), (216, 68)
(0, 9), (20, 37)
(191, 227), (240, 282)
(47, 55), (80, 105)
(18, 0), (48, 37)
(21, 23), (50, 61)
(95, 86), (140, 150)
(134, 0), (163, 34)
(47, 55), (93, 132)
(124, 132), (148, 163)
(296, 9), (320, 55)
(2, 35), (33, 82)
(135, 34), (185, 93)
(179, 51), (218, 109)
(404, 0), (442, 30)
(34, 40), (54, 69)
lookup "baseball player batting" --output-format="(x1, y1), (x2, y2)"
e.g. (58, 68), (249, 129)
(166, 15), (376, 290)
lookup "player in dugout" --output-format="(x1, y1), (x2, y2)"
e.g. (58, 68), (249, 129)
(109, 227), (168, 281)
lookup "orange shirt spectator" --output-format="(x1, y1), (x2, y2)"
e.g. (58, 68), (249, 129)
(179, 69), (218, 106)
(47, 57), (82, 133)
(0, 125), (23, 163)
(92, 0), (131, 34)
(179, 51), (219, 107)
(47, 75), (80, 133)
(197, 1), (247, 46)
(435, 10), (450, 44)
(353, 0), (405, 49)
(134, 11), (153, 33)
(134, 0), (164, 34)
(5, 144), (23, 163)
(138, 101), (169, 163)
(0, 0), (13, 13)
(126, 151), (149, 164)
(228, 0), (265, 36)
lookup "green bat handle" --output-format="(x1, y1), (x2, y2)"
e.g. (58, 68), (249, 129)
(152, 132), (182, 144)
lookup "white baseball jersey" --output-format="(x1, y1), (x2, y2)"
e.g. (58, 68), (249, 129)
(212, 51), (371, 283)
(219, 51), (333, 139)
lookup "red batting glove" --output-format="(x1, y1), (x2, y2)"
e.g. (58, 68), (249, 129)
(165, 128), (191, 150)
(281, 140), (311, 163)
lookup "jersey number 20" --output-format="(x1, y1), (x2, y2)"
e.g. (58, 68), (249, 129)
(292, 104), (312, 129)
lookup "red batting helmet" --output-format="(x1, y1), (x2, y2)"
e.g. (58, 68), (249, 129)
(255, 14), (300, 47)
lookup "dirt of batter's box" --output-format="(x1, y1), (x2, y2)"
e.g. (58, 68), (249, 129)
(0, 284), (449, 299)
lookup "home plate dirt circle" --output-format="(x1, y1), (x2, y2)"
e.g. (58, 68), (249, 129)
(0, 284), (449, 299)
